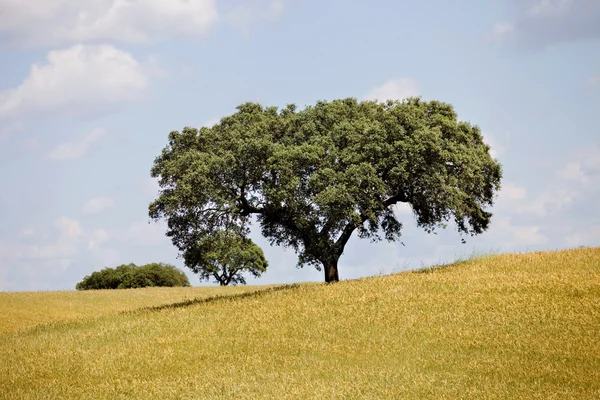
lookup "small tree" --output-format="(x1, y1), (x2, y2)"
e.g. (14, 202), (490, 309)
(150, 97), (502, 283)
(183, 229), (268, 286)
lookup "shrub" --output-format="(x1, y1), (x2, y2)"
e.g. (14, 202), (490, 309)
(76, 263), (191, 290)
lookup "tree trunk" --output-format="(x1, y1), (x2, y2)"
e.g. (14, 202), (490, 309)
(323, 258), (340, 283)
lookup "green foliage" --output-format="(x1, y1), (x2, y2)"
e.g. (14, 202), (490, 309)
(184, 230), (268, 286)
(149, 97), (502, 282)
(76, 263), (190, 290)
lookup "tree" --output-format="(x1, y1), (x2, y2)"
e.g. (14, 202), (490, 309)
(76, 262), (190, 290)
(183, 229), (268, 286)
(149, 97), (502, 283)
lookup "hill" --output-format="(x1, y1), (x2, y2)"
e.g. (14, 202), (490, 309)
(0, 285), (276, 335)
(1, 247), (599, 399)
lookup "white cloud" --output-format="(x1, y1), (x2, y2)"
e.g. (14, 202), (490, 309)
(55, 217), (84, 238)
(121, 220), (169, 246)
(495, 145), (599, 219)
(227, 0), (284, 33)
(505, 222), (548, 246)
(517, 187), (577, 216)
(82, 196), (115, 214)
(485, 21), (515, 43)
(48, 128), (106, 160)
(0, 45), (148, 118)
(528, 0), (575, 17)
(565, 225), (600, 247)
(365, 78), (420, 102)
(558, 144), (600, 188)
(3, 218), (82, 263)
(493, 180), (572, 218)
(559, 162), (588, 184)
(492, 217), (549, 246)
(202, 118), (221, 128)
(88, 229), (109, 251)
(488, 0), (600, 47)
(18, 228), (35, 238)
(500, 183), (527, 201)
(482, 132), (507, 159)
(12, 217), (86, 269)
(0, 0), (219, 47)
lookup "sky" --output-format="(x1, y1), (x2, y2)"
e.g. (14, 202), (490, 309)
(0, 0), (599, 292)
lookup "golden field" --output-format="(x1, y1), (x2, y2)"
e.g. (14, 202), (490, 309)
(1, 247), (598, 399)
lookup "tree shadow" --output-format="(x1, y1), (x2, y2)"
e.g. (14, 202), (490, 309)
(129, 283), (304, 314)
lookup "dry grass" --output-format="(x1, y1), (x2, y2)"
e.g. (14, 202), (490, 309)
(0, 285), (275, 335)
(1, 247), (599, 399)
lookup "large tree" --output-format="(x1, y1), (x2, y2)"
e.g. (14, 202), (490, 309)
(149, 97), (502, 283)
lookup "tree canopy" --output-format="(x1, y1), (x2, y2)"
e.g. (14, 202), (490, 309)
(149, 97), (502, 283)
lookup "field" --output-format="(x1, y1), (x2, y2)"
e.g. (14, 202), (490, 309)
(1, 247), (599, 399)
(0, 285), (276, 335)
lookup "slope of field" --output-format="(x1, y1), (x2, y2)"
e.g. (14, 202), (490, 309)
(0, 285), (276, 334)
(1, 247), (599, 399)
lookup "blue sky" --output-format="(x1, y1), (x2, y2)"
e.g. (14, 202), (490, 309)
(0, 0), (599, 291)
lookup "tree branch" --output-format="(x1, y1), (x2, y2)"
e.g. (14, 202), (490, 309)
(238, 192), (264, 216)
(383, 192), (409, 207)
(334, 192), (410, 255)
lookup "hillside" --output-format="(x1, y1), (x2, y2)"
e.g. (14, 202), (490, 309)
(0, 285), (276, 335)
(1, 247), (599, 399)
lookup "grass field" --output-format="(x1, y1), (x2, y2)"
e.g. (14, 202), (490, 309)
(1, 247), (599, 399)
(0, 285), (279, 335)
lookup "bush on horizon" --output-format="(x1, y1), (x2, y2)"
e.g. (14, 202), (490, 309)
(76, 263), (191, 290)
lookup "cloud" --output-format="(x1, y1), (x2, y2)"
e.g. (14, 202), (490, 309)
(516, 187), (577, 216)
(202, 118), (221, 128)
(494, 218), (549, 246)
(226, 0), (284, 33)
(0, 217), (123, 290)
(485, 21), (515, 43)
(18, 228), (35, 238)
(0, 217), (98, 290)
(528, 0), (576, 17)
(82, 196), (115, 214)
(0, 0), (219, 47)
(365, 78), (420, 102)
(482, 132), (507, 159)
(0, 45), (148, 118)
(565, 225), (600, 247)
(121, 220), (169, 246)
(55, 217), (84, 237)
(497, 144), (599, 220)
(500, 183), (527, 201)
(558, 144), (600, 187)
(88, 229), (109, 251)
(488, 0), (600, 48)
(8, 217), (86, 270)
(48, 128), (106, 160)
